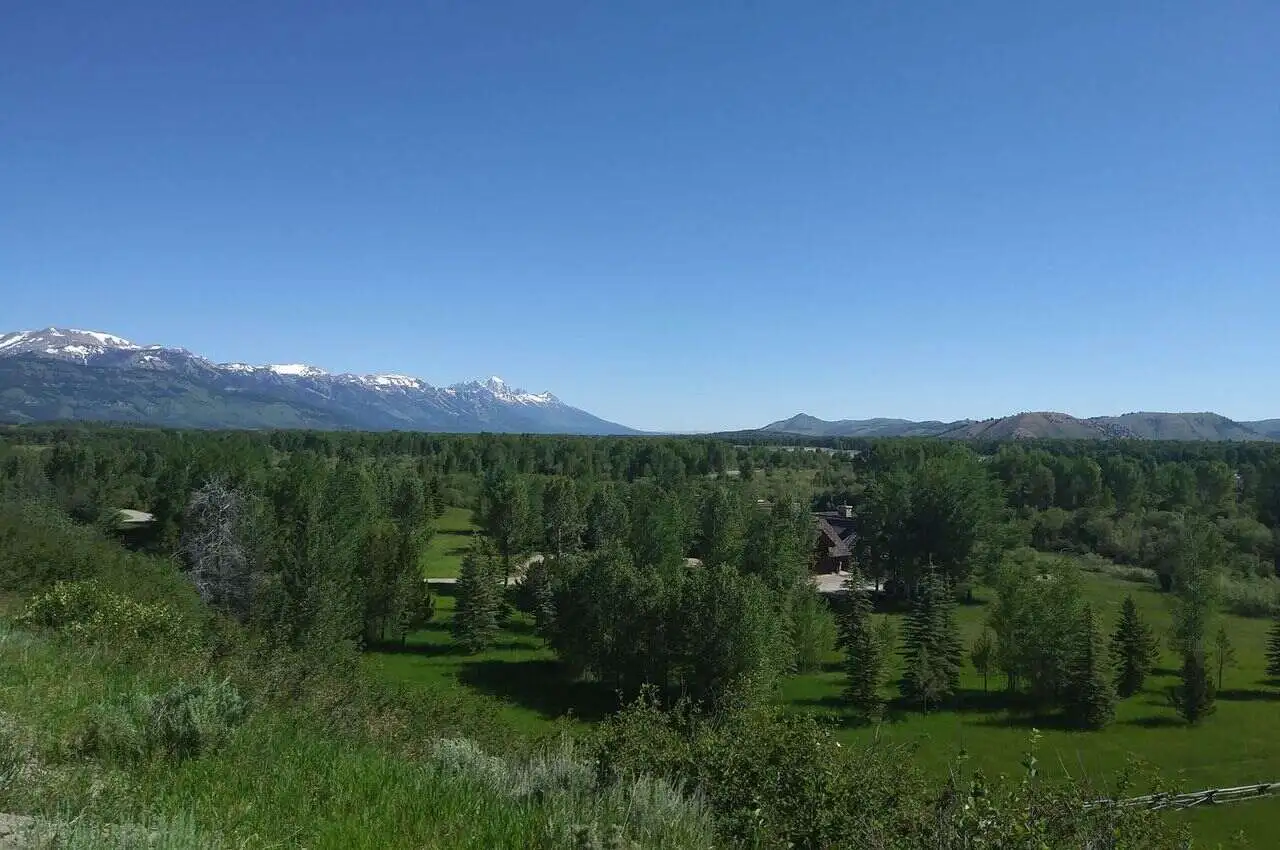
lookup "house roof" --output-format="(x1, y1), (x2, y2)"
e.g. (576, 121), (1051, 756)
(814, 513), (857, 558)
(116, 509), (155, 525)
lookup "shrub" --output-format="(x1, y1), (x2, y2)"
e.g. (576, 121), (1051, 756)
(1219, 575), (1280, 619)
(76, 679), (246, 764)
(593, 692), (1188, 849)
(0, 500), (202, 614)
(17, 580), (199, 647)
(594, 690), (917, 849)
(1074, 552), (1113, 573)
(1077, 555), (1157, 586)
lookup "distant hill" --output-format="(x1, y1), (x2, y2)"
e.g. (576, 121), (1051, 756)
(760, 413), (965, 438)
(1245, 420), (1280, 440)
(759, 411), (1275, 442)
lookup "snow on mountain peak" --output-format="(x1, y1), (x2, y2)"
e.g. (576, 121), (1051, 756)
(267, 363), (328, 378)
(366, 374), (424, 389)
(69, 329), (138, 349)
(0, 327), (141, 361)
(460, 376), (556, 406)
(0, 325), (572, 411)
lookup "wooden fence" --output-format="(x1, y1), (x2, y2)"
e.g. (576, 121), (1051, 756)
(1086, 781), (1280, 811)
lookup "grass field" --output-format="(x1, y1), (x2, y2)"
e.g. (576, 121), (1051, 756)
(373, 552), (1280, 847)
(782, 567), (1280, 846)
(366, 591), (602, 739)
(420, 507), (479, 579)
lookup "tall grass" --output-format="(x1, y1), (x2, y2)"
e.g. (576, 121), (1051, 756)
(0, 619), (718, 849)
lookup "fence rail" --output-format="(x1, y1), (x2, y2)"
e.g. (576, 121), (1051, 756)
(1086, 782), (1280, 811)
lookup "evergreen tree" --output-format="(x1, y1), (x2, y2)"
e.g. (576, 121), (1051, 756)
(840, 569), (885, 717)
(899, 571), (962, 708)
(453, 539), (501, 653)
(1109, 595), (1158, 698)
(517, 554), (560, 639)
(970, 629), (995, 693)
(1171, 650), (1216, 725)
(1064, 606), (1116, 730)
(1266, 617), (1280, 679)
(1212, 625), (1236, 691)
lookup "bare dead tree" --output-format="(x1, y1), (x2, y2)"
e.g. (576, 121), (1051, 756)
(180, 480), (253, 621)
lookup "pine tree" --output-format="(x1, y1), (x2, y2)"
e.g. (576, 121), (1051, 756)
(1266, 617), (1280, 680)
(1212, 625), (1236, 692)
(1109, 595), (1158, 698)
(900, 570), (962, 708)
(1171, 650), (1216, 725)
(1064, 606), (1116, 730)
(518, 555), (559, 640)
(453, 539), (501, 653)
(840, 569), (885, 717)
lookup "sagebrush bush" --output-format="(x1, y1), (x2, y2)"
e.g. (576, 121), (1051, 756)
(76, 679), (246, 764)
(428, 734), (714, 848)
(1219, 575), (1280, 619)
(18, 580), (199, 647)
(28, 813), (217, 850)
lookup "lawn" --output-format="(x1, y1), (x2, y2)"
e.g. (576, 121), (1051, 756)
(420, 507), (479, 579)
(365, 590), (606, 739)
(372, 557), (1280, 847)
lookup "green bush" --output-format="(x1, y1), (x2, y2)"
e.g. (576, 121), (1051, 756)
(593, 692), (1188, 849)
(76, 679), (246, 764)
(17, 580), (198, 647)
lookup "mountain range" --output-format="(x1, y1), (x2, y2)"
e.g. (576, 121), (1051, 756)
(2, 327), (1277, 441)
(761, 411), (1280, 442)
(0, 328), (636, 434)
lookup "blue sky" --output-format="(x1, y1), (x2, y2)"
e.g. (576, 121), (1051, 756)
(3, 1), (1277, 432)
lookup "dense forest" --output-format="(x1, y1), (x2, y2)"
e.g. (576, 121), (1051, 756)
(6, 423), (1280, 846)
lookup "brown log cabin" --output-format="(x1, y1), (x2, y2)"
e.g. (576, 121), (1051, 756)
(813, 504), (857, 574)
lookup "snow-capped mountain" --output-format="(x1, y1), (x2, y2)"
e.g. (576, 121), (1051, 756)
(0, 328), (144, 361)
(0, 327), (636, 434)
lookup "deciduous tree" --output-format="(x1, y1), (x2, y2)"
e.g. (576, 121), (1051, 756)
(970, 629), (995, 693)
(1211, 625), (1236, 691)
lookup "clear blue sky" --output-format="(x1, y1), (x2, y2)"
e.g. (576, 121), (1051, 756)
(4, 2), (1277, 432)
